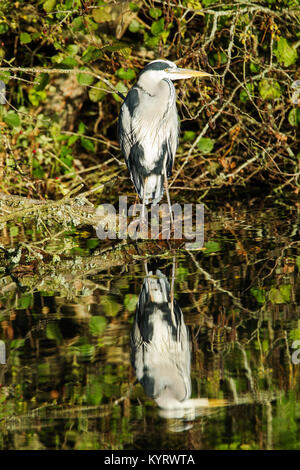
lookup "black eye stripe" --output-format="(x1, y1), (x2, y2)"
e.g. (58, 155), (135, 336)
(139, 61), (176, 75)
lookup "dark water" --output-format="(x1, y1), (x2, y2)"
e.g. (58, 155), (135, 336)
(0, 203), (299, 450)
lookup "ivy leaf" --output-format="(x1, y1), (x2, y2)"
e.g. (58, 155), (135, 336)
(88, 80), (108, 102)
(258, 79), (281, 100)
(115, 67), (136, 80)
(66, 44), (79, 56)
(89, 316), (107, 336)
(151, 18), (164, 36)
(20, 32), (32, 44)
(197, 137), (215, 154)
(124, 294), (138, 312)
(17, 294), (33, 309)
(113, 82), (128, 102)
(239, 83), (254, 103)
(43, 0), (57, 12)
(204, 240), (221, 254)
(183, 130), (196, 142)
(250, 287), (266, 304)
(34, 73), (50, 91)
(274, 37), (297, 67)
(86, 380), (103, 405)
(82, 46), (102, 63)
(0, 71), (10, 84)
(0, 23), (9, 35)
(80, 137), (95, 152)
(129, 19), (140, 33)
(28, 88), (47, 106)
(149, 7), (162, 19)
(46, 323), (63, 344)
(4, 112), (20, 128)
(76, 68), (95, 86)
(288, 108), (300, 127)
(100, 295), (122, 317)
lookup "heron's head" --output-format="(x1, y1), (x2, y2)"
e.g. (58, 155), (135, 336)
(139, 59), (211, 82)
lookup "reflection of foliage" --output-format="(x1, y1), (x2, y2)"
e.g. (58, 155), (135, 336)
(0, 204), (299, 449)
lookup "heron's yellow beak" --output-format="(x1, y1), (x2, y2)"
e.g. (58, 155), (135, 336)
(166, 68), (211, 80)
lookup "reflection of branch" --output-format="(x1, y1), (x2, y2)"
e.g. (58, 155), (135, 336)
(188, 251), (259, 315)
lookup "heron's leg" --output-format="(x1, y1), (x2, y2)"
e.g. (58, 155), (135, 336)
(163, 167), (174, 231)
(140, 178), (148, 238)
(170, 256), (176, 324)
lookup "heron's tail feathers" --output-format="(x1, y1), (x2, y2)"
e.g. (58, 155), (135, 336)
(143, 174), (164, 205)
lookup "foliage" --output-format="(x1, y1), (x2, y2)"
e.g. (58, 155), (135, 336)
(0, 0), (298, 201)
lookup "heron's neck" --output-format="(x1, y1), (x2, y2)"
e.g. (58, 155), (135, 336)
(137, 75), (176, 110)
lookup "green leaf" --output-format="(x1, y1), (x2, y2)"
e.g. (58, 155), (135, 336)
(76, 68), (95, 86)
(66, 44), (79, 56)
(269, 286), (291, 304)
(89, 316), (107, 336)
(250, 287), (266, 304)
(20, 32), (32, 44)
(129, 19), (140, 33)
(124, 294), (138, 312)
(176, 266), (189, 282)
(204, 240), (221, 254)
(0, 23), (9, 35)
(28, 88), (47, 106)
(92, 6), (112, 23)
(81, 137), (95, 152)
(34, 73), (50, 91)
(145, 34), (160, 48)
(78, 121), (86, 134)
(46, 323), (63, 344)
(4, 112), (20, 128)
(17, 294), (33, 310)
(183, 130), (196, 142)
(296, 256), (300, 270)
(43, 0), (57, 12)
(274, 37), (297, 67)
(10, 339), (25, 349)
(72, 16), (84, 31)
(100, 295), (122, 317)
(9, 226), (19, 237)
(151, 18), (164, 36)
(82, 46), (102, 63)
(279, 284), (291, 302)
(68, 134), (79, 145)
(115, 67), (136, 80)
(0, 71), (10, 84)
(149, 7), (162, 19)
(250, 62), (260, 74)
(197, 137), (215, 154)
(129, 2), (140, 12)
(258, 79), (281, 100)
(56, 56), (76, 68)
(288, 108), (300, 127)
(86, 380), (103, 405)
(113, 82), (128, 102)
(239, 83), (254, 103)
(88, 80), (107, 102)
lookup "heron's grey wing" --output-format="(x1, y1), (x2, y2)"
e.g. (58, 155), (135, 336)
(118, 87), (145, 197)
(118, 87), (139, 158)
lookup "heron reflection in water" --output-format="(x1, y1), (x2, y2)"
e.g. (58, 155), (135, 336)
(131, 264), (226, 422)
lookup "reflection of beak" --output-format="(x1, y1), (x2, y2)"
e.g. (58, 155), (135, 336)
(166, 68), (212, 80)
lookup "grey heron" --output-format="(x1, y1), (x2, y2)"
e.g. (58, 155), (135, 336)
(131, 268), (192, 412)
(131, 265), (228, 422)
(118, 59), (211, 218)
